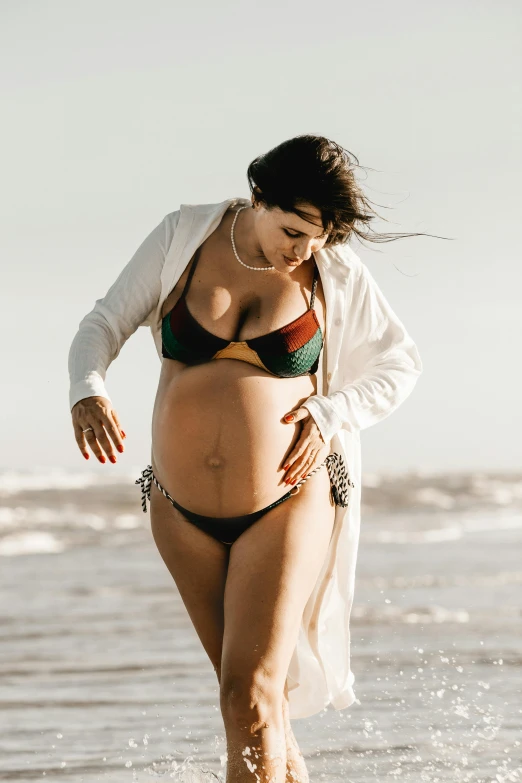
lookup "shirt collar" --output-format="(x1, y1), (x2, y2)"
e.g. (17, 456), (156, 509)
(180, 198), (357, 275)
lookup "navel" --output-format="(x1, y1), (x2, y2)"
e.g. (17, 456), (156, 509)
(206, 455), (226, 469)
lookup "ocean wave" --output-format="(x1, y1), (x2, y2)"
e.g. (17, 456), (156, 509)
(362, 512), (522, 544)
(351, 604), (470, 624)
(2, 468), (522, 513)
(0, 531), (66, 556)
(357, 571), (522, 589)
(0, 506), (143, 531)
(0, 467), (142, 496)
(364, 526), (463, 543)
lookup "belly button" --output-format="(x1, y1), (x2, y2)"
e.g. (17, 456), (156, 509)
(206, 456), (225, 469)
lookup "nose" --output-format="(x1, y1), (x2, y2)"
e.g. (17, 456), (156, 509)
(293, 238), (317, 261)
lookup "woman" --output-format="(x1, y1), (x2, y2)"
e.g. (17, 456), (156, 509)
(69, 135), (424, 783)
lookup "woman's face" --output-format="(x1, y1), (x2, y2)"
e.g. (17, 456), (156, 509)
(249, 198), (329, 274)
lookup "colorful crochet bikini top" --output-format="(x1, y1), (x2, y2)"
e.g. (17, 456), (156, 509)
(161, 245), (323, 378)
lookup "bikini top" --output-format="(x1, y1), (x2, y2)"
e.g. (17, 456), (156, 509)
(161, 245), (324, 378)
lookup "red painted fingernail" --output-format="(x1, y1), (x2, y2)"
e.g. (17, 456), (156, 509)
(121, 430), (126, 439)
(284, 415), (294, 422)
(291, 480), (297, 485)
(117, 444), (124, 453)
(100, 456), (106, 464)
(109, 455), (117, 464)
(283, 464), (290, 471)
(302, 473), (307, 478)
(83, 453), (89, 460)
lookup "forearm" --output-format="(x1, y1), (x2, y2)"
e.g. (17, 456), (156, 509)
(302, 353), (422, 442)
(303, 259), (423, 442)
(68, 312), (120, 410)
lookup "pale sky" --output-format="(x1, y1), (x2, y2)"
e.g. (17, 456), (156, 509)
(1, 0), (520, 474)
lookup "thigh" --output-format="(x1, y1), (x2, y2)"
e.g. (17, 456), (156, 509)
(150, 481), (230, 674)
(221, 467), (335, 690)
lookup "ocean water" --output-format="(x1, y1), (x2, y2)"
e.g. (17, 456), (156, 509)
(0, 469), (521, 782)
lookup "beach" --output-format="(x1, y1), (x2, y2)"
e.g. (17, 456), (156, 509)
(0, 469), (520, 782)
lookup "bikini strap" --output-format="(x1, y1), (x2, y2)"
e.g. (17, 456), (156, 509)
(310, 260), (319, 309)
(181, 244), (202, 298)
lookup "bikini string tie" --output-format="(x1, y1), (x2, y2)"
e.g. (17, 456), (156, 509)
(135, 465), (153, 513)
(285, 451), (354, 508)
(325, 452), (354, 508)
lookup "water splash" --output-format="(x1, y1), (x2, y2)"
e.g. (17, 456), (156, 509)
(139, 752), (224, 781)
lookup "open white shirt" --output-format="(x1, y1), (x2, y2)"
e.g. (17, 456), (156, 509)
(68, 197), (423, 718)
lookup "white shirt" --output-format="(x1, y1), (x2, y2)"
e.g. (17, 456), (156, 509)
(68, 197), (423, 718)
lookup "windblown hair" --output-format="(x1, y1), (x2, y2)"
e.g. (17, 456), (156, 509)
(247, 134), (446, 248)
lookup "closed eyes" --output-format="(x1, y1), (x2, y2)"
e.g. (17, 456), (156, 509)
(284, 228), (327, 240)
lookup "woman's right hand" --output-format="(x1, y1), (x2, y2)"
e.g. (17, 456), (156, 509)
(71, 396), (126, 464)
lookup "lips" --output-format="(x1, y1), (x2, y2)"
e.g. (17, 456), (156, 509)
(284, 256), (300, 265)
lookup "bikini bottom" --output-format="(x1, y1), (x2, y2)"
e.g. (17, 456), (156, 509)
(135, 452), (352, 547)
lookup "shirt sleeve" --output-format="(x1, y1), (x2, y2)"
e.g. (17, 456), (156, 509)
(302, 260), (423, 443)
(68, 214), (174, 411)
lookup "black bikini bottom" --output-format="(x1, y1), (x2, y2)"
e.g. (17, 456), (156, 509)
(135, 453), (352, 547)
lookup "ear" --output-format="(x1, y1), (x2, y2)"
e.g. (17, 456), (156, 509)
(252, 186), (263, 208)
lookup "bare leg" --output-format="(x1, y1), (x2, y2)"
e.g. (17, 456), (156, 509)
(220, 468), (334, 782)
(149, 478), (332, 782)
(215, 673), (302, 782)
(221, 684), (287, 782)
(216, 677), (306, 782)
(282, 682), (309, 783)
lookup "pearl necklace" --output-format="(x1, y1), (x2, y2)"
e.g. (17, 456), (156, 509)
(231, 205), (275, 271)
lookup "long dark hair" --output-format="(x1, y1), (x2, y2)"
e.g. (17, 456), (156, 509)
(247, 134), (449, 248)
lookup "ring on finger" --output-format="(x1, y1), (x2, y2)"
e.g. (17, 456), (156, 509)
(82, 427), (94, 434)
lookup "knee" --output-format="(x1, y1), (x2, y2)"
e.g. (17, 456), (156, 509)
(220, 670), (283, 736)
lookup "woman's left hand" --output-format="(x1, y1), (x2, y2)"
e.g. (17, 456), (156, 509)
(281, 406), (327, 485)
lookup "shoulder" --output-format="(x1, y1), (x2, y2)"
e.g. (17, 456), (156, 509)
(161, 197), (248, 240)
(173, 197), (248, 217)
(329, 242), (363, 272)
(318, 242), (364, 284)
(162, 208), (182, 232)
(150, 209), (181, 253)
(330, 244), (385, 293)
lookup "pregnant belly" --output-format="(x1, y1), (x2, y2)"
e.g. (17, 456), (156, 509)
(151, 359), (319, 517)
